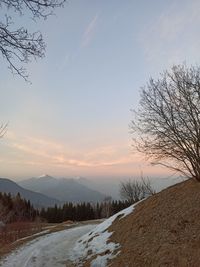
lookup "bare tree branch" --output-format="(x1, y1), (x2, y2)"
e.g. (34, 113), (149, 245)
(0, 0), (65, 19)
(131, 64), (200, 181)
(120, 177), (155, 204)
(0, 0), (65, 80)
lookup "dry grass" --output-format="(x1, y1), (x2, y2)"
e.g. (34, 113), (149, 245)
(108, 179), (200, 267)
(80, 179), (200, 267)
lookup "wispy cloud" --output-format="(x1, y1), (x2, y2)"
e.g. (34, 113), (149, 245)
(59, 14), (99, 71)
(3, 132), (136, 170)
(0, 132), (171, 178)
(81, 14), (98, 47)
(139, 0), (200, 68)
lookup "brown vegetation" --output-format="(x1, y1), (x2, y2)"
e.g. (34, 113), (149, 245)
(79, 179), (200, 267)
(108, 179), (200, 267)
(0, 222), (42, 245)
(0, 222), (46, 259)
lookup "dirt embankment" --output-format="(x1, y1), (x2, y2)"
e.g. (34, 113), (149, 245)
(106, 179), (200, 267)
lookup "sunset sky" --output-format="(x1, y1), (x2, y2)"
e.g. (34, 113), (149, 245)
(1, 0), (200, 180)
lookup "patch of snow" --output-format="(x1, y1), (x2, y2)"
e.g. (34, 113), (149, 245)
(91, 253), (120, 267)
(0, 224), (96, 267)
(71, 200), (144, 267)
(11, 229), (50, 244)
(38, 174), (48, 178)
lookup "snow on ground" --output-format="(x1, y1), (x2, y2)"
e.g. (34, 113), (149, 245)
(71, 201), (143, 267)
(11, 229), (50, 244)
(0, 202), (144, 267)
(0, 224), (96, 267)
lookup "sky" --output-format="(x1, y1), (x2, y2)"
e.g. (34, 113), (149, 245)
(1, 0), (200, 181)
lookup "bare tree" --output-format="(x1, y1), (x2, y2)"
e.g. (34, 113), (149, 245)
(120, 177), (155, 203)
(131, 64), (200, 182)
(140, 176), (155, 195)
(0, 0), (65, 80)
(101, 196), (112, 218)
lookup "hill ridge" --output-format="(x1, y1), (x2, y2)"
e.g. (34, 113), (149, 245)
(73, 179), (200, 267)
(19, 175), (106, 203)
(0, 178), (60, 208)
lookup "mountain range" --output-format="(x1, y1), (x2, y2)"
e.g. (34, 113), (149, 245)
(18, 175), (106, 203)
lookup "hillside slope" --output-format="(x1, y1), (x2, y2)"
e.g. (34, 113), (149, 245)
(72, 179), (200, 267)
(0, 178), (60, 208)
(108, 178), (200, 267)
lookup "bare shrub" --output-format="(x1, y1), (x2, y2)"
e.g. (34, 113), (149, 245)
(120, 177), (155, 203)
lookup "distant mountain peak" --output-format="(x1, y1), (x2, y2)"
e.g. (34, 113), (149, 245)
(38, 174), (49, 178)
(37, 174), (55, 180)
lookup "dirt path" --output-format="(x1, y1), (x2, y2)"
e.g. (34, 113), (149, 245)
(0, 224), (96, 267)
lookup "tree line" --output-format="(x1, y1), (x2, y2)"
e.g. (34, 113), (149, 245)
(39, 200), (131, 223)
(0, 192), (38, 223)
(0, 191), (132, 224)
(1, 175), (156, 225)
